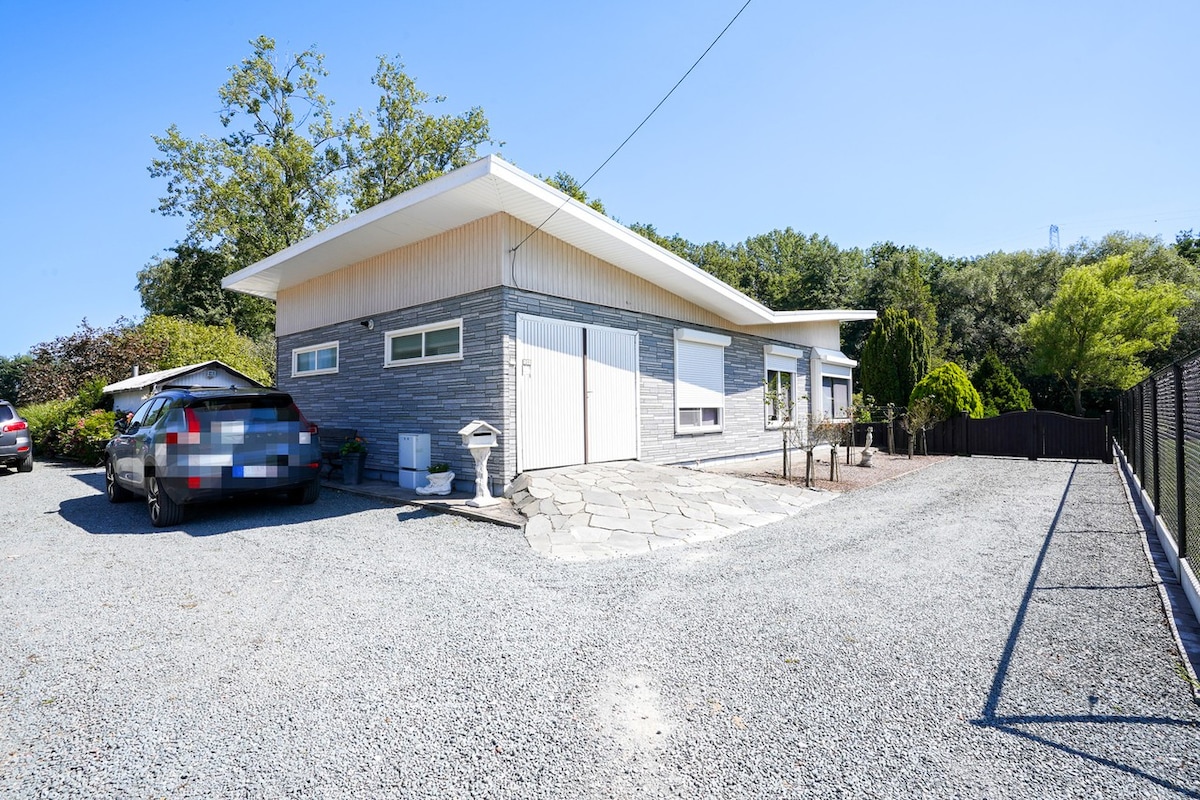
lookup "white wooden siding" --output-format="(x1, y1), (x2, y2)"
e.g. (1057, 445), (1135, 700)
(277, 216), (504, 336)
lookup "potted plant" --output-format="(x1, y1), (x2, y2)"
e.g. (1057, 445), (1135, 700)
(340, 437), (368, 484)
(415, 462), (455, 496)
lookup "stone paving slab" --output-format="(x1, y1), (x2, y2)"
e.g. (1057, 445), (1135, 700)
(507, 461), (834, 561)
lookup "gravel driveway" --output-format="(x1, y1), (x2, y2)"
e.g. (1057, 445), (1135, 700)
(2, 458), (1198, 798)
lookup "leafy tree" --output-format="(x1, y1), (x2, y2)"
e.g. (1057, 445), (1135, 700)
(150, 36), (357, 270)
(861, 243), (939, 341)
(859, 308), (931, 409)
(910, 362), (984, 419)
(148, 38), (496, 339)
(542, 172), (605, 214)
(971, 352), (1032, 416)
(1177, 229), (1200, 265)
(137, 245), (275, 340)
(139, 315), (274, 386)
(0, 354), (32, 402)
(932, 248), (1068, 368)
(19, 320), (166, 405)
(350, 56), (495, 211)
(739, 228), (863, 312)
(1022, 255), (1187, 415)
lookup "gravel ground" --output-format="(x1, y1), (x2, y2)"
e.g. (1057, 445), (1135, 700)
(1, 458), (1198, 799)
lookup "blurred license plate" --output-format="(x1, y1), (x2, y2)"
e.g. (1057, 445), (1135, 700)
(234, 466), (280, 478)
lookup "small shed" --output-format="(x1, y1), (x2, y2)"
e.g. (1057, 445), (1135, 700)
(102, 360), (265, 413)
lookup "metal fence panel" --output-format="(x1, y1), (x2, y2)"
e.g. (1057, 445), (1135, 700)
(1155, 370), (1179, 537)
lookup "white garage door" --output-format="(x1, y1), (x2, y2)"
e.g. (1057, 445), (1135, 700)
(517, 315), (639, 471)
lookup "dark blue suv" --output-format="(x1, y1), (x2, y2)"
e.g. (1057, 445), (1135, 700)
(105, 387), (323, 527)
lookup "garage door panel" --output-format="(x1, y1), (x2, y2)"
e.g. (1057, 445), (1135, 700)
(586, 328), (638, 463)
(517, 317), (585, 470)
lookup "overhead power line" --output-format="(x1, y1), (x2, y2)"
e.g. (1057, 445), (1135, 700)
(512, 0), (755, 254)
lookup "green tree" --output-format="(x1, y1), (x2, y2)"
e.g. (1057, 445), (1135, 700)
(859, 308), (931, 409)
(1022, 255), (1187, 415)
(861, 243), (939, 339)
(139, 315), (274, 386)
(971, 352), (1032, 416)
(0, 354), (32, 402)
(350, 56), (495, 211)
(150, 36), (357, 270)
(738, 228), (863, 312)
(137, 245), (275, 340)
(19, 320), (166, 405)
(543, 172), (605, 214)
(910, 362), (984, 419)
(1177, 229), (1200, 265)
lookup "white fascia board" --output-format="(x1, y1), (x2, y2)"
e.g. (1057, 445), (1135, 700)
(771, 309), (878, 323)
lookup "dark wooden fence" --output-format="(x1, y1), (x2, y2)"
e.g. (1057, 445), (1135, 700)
(855, 410), (1113, 463)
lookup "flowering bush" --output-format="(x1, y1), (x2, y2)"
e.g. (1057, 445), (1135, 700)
(340, 436), (368, 455)
(62, 410), (116, 465)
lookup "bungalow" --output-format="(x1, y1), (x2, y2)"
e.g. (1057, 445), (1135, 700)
(102, 360), (265, 414)
(223, 156), (875, 495)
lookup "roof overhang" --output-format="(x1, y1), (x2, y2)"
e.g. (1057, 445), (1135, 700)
(223, 155), (877, 328)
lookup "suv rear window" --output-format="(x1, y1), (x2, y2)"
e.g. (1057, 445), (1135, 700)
(189, 396), (301, 423)
(0, 406), (12, 422)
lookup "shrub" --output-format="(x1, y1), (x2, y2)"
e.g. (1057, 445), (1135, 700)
(971, 352), (1033, 417)
(910, 363), (984, 419)
(18, 398), (76, 454)
(61, 410), (116, 465)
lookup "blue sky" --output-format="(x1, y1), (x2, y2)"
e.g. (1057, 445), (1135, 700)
(3, 0), (1197, 358)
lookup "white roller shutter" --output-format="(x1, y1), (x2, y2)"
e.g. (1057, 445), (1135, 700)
(675, 340), (725, 408)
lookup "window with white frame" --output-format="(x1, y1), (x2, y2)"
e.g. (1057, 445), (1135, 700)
(674, 328), (730, 433)
(384, 319), (463, 367)
(292, 341), (339, 377)
(764, 344), (804, 428)
(821, 375), (852, 419)
(810, 347), (857, 421)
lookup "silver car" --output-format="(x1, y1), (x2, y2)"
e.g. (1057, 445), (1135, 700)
(104, 387), (323, 527)
(0, 400), (33, 473)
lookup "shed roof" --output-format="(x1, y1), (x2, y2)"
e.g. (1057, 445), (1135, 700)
(223, 155), (876, 328)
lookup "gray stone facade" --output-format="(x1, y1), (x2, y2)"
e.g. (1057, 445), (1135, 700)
(278, 287), (812, 493)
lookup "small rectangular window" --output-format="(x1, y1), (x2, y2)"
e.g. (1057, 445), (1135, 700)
(385, 320), (463, 367)
(822, 376), (851, 419)
(293, 342), (339, 377)
(766, 369), (794, 427)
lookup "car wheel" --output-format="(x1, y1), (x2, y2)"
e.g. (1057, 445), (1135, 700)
(17, 454), (33, 473)
(288, 478), (321, 505)
(105, 459), (133, 502)
(146, 474), (184, 527)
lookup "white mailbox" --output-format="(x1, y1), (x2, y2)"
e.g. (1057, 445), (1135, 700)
(459, 420), (500, 448)
(457, 420), (502, 507)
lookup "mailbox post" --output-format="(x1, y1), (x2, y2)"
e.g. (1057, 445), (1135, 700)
(458, 420), (502, 507)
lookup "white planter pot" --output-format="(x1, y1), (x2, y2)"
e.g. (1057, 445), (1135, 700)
(415, 471), (454, 496)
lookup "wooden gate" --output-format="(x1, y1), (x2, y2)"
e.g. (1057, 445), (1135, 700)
(859, 411), (1113, 463)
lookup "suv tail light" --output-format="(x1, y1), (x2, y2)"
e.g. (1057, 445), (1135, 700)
(166, 407), (203, 446)
(295, 406), (318, 435)
(2, 420), (27, 433)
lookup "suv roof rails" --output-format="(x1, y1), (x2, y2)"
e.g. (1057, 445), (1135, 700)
(159, 384), (258, 391)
